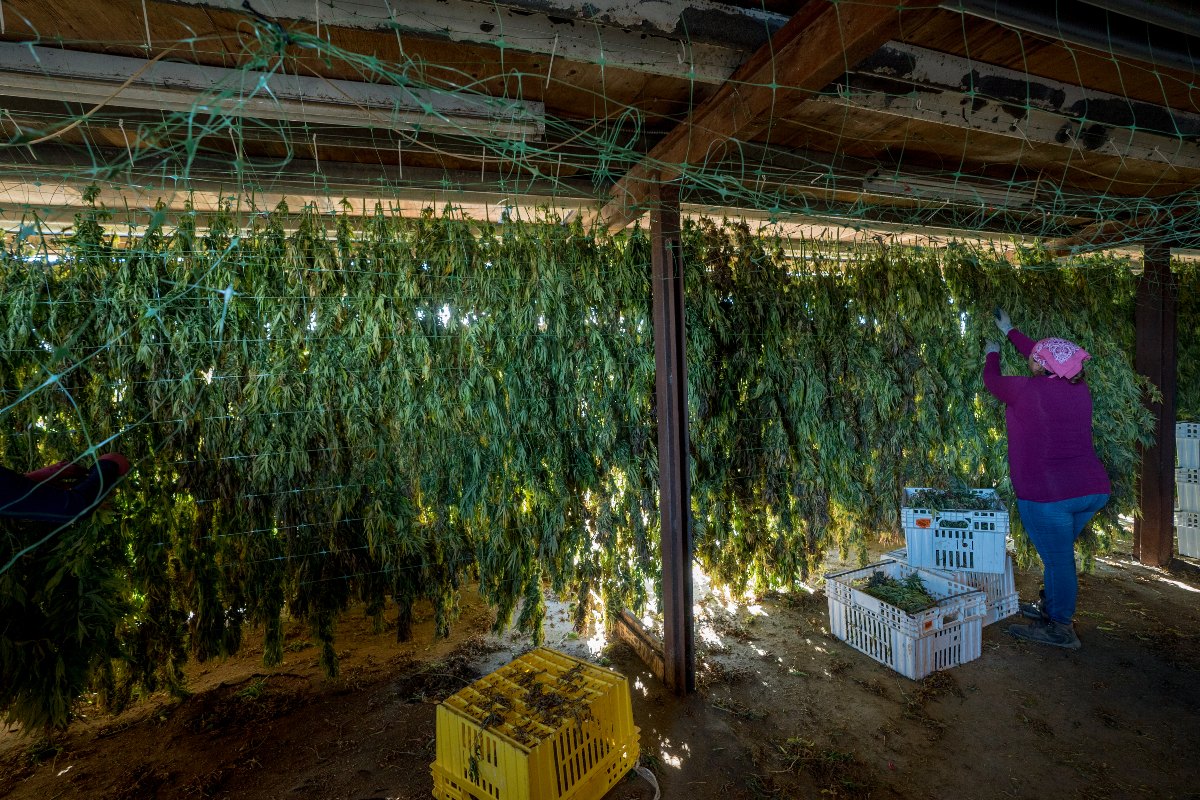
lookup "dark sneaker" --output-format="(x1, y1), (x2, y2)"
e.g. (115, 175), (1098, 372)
(1020, 588), (1049, 621)
(1019, 600), (1050, 621)
(1006, 619), (1081, 650)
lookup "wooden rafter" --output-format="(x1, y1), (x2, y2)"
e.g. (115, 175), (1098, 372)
(597, 0), (942, 232)
(0, 42), (545, 138)
(1045, 205), (1199, 255)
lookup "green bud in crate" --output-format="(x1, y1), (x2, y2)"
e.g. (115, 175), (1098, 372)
(858, 571), (937, 613)
(906, 487), (1005, 512)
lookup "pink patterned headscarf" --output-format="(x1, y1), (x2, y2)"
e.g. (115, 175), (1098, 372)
(1031, 337), (1090, 379)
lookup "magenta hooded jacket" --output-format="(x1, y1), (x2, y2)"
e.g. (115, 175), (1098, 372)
(983, 329), (1111, 503)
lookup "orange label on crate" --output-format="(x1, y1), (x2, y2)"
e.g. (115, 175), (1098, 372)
(915, 518), (932, 529)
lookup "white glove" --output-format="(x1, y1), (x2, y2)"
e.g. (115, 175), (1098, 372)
(994, 307), (1013, 335)
(984, 341), (1001, 356)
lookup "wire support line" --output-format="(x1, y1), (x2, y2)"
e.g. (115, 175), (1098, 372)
(139, 522), (626, 568)
(0, 367), (657, 391)
(0, 330), (658, 353)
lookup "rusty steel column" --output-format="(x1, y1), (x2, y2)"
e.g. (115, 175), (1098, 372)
(649, 179), (695, 694)
(1134, 242), (1178, 566)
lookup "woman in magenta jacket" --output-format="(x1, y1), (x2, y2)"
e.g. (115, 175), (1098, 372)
(984, 309), (1110, 650)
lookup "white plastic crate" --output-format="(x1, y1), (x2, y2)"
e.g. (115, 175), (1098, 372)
(1177, 511), (1200, 559)
(883, 548), (1018, 626)
(901, 488), (1010, 574)
(1178, 469), (1200, 512)
(1178, 423), (1200, 469)
(825, 560), (986, 680)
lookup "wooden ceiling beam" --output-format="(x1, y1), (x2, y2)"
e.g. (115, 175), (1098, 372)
(0, 42), (545, 138)
(855, 42), (1200, 139)
(826, 41), (1200, 171)
(0, 169), (597, 227)
(164, 0), (784, 85)
(597, 0), (942, 232)
(1043, 204), (1199, 255)
(818, 81), (1200, 172)
(0, 144), (1096, 246)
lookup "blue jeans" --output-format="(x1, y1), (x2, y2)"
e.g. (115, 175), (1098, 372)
(1016, 494), (1109, 624)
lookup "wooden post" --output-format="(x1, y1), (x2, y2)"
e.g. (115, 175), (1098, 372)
(649, 179), (695, 694)
(1134, 243), (1178, 566)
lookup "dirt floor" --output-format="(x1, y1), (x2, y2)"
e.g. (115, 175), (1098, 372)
(2, 540), (1199, 800)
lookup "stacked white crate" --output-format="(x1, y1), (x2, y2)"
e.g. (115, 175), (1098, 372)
(825, 560), (987, 679)
(1178, 423), (1200, 558)
(883, 547), (1018, 626)
(896, 488), (1017, 626)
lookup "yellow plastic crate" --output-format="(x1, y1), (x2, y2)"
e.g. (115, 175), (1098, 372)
(432, 647), (639, 800)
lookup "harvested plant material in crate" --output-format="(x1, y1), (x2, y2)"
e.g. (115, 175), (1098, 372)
(433, 647), (639, 800)
(858, 570), (937, 613)
(884, 548), (1018, 626)
(902, 487), (1010, 574)
(825, 560), (987, 680)
(903, 487), (1006, 511)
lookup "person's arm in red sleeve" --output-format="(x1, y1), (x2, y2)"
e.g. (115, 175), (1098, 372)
(24, 460), (87, 485)
(2, 453), (130, 523)
(1008, 327), (1036, 357)
(983, 351), (1024, 405)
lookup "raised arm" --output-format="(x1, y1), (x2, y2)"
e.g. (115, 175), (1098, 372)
(1007, 328), (1036, 357)
(983, 351), (1025, 405)
(1, 454), (130, 523)
(994, 308), (1037, 358)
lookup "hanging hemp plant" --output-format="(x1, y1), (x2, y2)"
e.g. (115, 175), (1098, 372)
(0, 196), (1177, 732)
(681, 222), (1157, 591)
